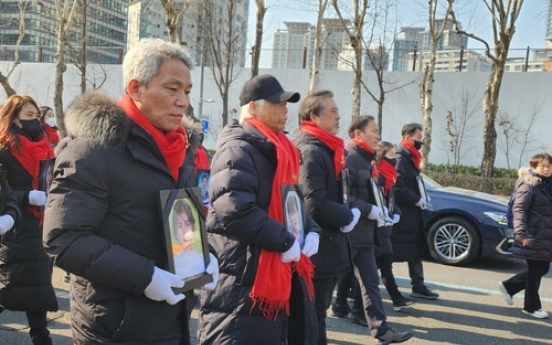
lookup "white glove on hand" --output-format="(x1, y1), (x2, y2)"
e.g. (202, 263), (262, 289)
(301, 232), (320, 257)
(144, 267), (185, 305)
(367, 206), (384, 221)
(392, 214), (401, 224)
(383, 206), (390, 218)
(415, 199), (427, 210)
(0, 215), (15, 235)
(281, 240), (301, 263)
(29, 190), (47, 206)
(203, 253), (219, 290)
(340, 208), (361, 233)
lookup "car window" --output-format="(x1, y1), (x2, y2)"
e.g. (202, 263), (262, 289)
(421, 173), (441, 190)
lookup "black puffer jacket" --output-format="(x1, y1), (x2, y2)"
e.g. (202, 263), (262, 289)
(0, 135), (58, 313)
(511, 168), (552, 262)
(199, 120), (321, 345)
(345, 142), (378, 247)
(292, 130), (352, 277)
(392, 143), (424, 262)
(43, 92), (202, 345)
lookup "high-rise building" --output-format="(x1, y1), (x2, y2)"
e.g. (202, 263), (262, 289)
(407, 49), (492, 72)
(546, 0), (552, 47)
(128, 0), (249, 68)
(0, 0), (128, 64)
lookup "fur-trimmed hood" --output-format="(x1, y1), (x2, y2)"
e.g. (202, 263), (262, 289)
(58, 91), (202, 154)
(518, 167), (542, 186)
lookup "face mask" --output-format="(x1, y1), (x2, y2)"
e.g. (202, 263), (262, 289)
(384, 157), (396, 166)
(44, 117), (56, 128)
(20, 118), (44, 141)
(413, 140), (423, 150)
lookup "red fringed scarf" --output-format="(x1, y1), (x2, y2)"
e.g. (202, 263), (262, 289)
(194, 145), (210, 173)
(118, 94), (187, 182)
(9, 134), (54, 223)
(400, 139), (422, 172)
(42, 124), (60, 146)
(300, 121), (345, 180)
(376, 159), (397, 196)
(351, 137), (374, 154)
(246, 118), (315, 321)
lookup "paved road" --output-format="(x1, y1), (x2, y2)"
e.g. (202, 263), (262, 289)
(1, 255), (551, 344)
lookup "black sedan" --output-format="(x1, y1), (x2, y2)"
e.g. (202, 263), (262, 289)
(422, 175), (514, 266)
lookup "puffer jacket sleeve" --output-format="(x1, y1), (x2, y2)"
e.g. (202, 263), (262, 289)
(298, 146), (353, 230)
(209, 145), (295, 252)
(2, 180), (21, 225)
(513, 180), (532, 241)
(305, 212), (322, 236)
(346, 154), (374, 216)
(43, 144), (154, 295)
(394, 152), (421, 206)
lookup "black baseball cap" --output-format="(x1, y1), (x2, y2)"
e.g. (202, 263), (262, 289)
(239, 74), (300, 106)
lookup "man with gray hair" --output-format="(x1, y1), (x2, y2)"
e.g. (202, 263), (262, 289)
(198, 74), (321, 345)
(43, 39), (218, 344)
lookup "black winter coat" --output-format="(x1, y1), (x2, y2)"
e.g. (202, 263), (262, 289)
(0, 135), (58, 313)
(374, 170), (402, 257)
(199, 120), (321, 345)
(43, 93), (202, 345)
(292, 130), (352, 277)
(392, 143), (424, 262)
(345, 142), (379, 247)
(511, 168), (552, 262)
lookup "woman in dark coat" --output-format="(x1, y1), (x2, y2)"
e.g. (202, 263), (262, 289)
(0, 95), (58, 345)
(499, 153), (552, 319)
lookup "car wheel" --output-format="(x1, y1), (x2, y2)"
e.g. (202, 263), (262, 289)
(427, 216), (480, 266)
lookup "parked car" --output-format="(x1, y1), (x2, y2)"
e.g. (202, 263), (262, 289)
(421, 174), (514, 266)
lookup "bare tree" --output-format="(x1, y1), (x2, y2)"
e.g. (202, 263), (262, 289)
(160, 0), (193, 44)
(331, 0), (369, 118)
(420, 0), (454, 171)
(517, 99), (544, 168)
(448, 0), (525, 192)
(201, 0), (246, 126)
(251, 0), (267, 78)
(497, 110), (518, 171)
(0, 0), (31, 97)
(308, 0), (330, 94)
(37, 0), (79, 137)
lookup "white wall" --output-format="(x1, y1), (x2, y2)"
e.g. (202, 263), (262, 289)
(2, 61), (551, 169)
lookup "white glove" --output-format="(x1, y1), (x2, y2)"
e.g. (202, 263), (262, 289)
(281, 240), (301, 263)
(29, 190), (47, 206)
(415, 199), (427, 210)
(301, 232), (320, 257)
(426, 195), (431, 202)
(340, 208), (361, 233)
(367, 206), (384, 221)
(392, 214), (401, 224)
(144, 267), (185, 305)
(382, 206), (390, 218)
(0, 215), (15, 235)
(203, 253), (219, 290)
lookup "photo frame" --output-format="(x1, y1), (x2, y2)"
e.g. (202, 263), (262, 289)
(282, 185), (307, 249)
(39, 158), (55, 194)
(341, 169), (350, 207)
(370, 178), (386, 220)
(0, 170), (7, 215)
(416, 176), (428, 203)
(196, 170), (211, 208)
(158, 188), (212, 293)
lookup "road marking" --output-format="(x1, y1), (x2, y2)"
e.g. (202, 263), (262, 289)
(396, 276), (552, 304)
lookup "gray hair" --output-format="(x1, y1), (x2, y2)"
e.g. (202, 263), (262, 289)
(122, 39), (194, 89)
(239, 99), (265, 124)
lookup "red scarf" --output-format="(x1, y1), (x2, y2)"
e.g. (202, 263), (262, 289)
(194, 145), (210, 172)
(300, 121), (345, 180)
(246, 118), (315, 321)
(42, 124), (60, 146)
(376, 159), (397, 196)
(118, 94), (187, 181)
(351, 137), (374, 154)
(9, 134), (54, 223)
(401, 139), (421, 171)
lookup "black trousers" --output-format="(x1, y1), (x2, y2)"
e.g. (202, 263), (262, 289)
(408, 258), (425, 290)
(502, 259), (550, 312)
(334, 269), (355, 307)
(0, 308), (52, 345)
(313, 275), (339, 345)
(376, 254), (401, 301)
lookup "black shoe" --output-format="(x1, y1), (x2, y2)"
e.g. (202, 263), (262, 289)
(393, 295), (417, 311)
(347, 311), (368, 327)
(331, 303), (350, 318)
(411, 286), (439, 300)
(376, 327), (413, 344)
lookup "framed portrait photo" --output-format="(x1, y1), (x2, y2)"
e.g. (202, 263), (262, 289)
(39, 158), (55, 194)
(0, 170), (7, 214)
(416, 176), (428, 203)
(158, 188), (212, 293)
(370, 178), (386, 220)
(196, 170), (211, 207)
(282, 185), (307, 249)
(341, 169), (350, 207)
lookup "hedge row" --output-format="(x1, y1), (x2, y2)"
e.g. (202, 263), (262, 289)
(424, 163), (519, 178)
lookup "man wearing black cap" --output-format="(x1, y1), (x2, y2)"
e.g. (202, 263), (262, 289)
(198, 74), (322, 345)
